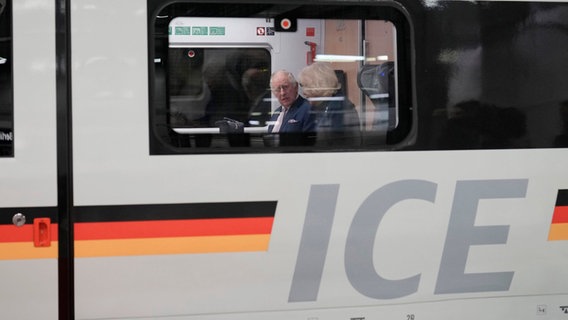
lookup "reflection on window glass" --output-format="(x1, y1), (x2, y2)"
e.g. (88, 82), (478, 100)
(0, 0), (13, 157)
(167, 47), (272, 148)
(149, 4), (410, 154)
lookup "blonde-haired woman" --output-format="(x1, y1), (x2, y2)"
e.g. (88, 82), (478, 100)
(298, 62), (361, 146)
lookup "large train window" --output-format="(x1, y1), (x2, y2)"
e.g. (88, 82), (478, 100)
(0, 0), (13, 157)
(149, 3), (412, 154)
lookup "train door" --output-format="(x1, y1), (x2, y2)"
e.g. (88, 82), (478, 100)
(0, 0), (60, 319)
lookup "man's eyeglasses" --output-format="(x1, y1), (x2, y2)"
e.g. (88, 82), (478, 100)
(271, 85), (292, 93)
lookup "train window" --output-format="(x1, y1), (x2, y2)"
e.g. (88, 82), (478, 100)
(0, 0), (13, 157)
(148, 3), (412, 154)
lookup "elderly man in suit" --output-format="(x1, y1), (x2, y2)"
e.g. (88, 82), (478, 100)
(268, 70), (316, 144)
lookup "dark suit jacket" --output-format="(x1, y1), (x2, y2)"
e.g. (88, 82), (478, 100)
(269, 96), (316, 133)
(313, 94), (362, 146)
(266, 96), (316, 146)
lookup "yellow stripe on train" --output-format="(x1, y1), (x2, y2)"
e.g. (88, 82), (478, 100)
(548, 223), (568, 241)
(74, 234), (271, 258)
(0, 242), (58, 260)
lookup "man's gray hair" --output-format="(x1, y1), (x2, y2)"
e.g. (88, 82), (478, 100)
(270, 69), (298, 88)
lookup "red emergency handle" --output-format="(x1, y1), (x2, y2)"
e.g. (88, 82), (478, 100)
(33, 218), (51, 247)
(305, 41), (317, 65)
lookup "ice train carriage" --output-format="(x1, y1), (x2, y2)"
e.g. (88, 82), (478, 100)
(1, 0), (568, 319)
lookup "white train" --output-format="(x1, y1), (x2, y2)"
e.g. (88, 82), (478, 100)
(1, 0), (568, 319)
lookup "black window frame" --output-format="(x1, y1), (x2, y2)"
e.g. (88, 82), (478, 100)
(147, 1), (414, 155)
